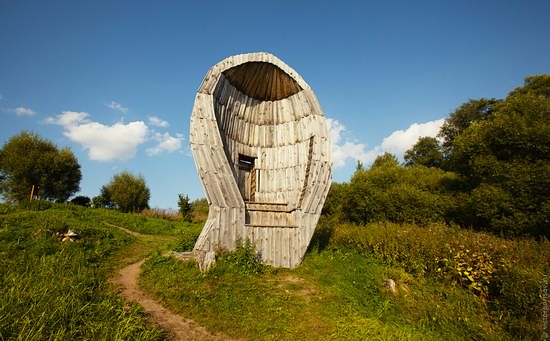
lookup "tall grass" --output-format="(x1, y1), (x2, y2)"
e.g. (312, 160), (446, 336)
(320, 218), (549, 338)
(0, 204), (164, 340)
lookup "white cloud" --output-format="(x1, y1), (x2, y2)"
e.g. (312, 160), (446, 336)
(327, 117), (445, 169)
(6, 106), (36, 116)
(148, 115), (169, 128)
(106, 101), (128, 113)
(327, 118), (370, 168)
(146, 132), (184, 156)
(378, 119), (445, 157)
(46, 111), (148, 162)
(44, 111), (89, 126)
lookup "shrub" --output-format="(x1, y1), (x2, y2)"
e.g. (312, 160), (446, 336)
(141, 208), (181, 221)
(326, 221), (549, 337)
(212, 239), (264, 276)
(100, 171), (150, 213)
(177, 194), (192, 222)
(343, 156), (458, 225)
(70, 195), (91, 207)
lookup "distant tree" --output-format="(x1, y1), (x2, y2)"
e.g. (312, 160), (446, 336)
(508, 74), (550, 98)
(191, 197), (209, 222)
(177, 194), (192, 222)
(404, 136), (444, 168)
(321, 182), (348, 218)
(0, 131), (81, 203)
(355, 160), (364, 172)
(371, 152), (399, 168)
(438, 98), (500, 168)
(70, 195), (91, 207)
(343, 157), (458, 225)
(101, 171), (150, 213)
(451, 77), (550, 236)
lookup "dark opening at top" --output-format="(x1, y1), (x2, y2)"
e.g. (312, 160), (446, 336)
(223, 62), (303, 101)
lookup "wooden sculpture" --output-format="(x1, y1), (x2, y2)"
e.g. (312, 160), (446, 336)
(189, 52), (332, 269)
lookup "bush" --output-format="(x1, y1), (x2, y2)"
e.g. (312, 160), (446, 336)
(326, 221), (549, 338)
(342, 155), (458, 225)
(212, 239), (264, 276)
(100, 171), (150, 213)
(70, 195), (91, 207)
(191, 198), (209, 222)
(177, 194), (192, 222)
(0, 131), (81, 203)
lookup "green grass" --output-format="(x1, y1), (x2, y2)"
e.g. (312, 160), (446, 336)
(2, 202), (546, 340)
(140, 246), (511, 340)
(0, 203), (201, 340)
(324, 219), (549, 338)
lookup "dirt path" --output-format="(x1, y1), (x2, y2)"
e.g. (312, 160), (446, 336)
(107, 222), (232, 341)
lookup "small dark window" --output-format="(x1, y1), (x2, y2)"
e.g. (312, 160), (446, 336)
(238, 154), (255, 171)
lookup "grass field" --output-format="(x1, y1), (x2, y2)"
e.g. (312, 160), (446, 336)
(0, 203), (201, 340)
(1, 203), (547, 340)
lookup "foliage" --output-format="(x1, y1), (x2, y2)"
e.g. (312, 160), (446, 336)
(321, 182), (348, 218)
(70, 195), (91, 206)
(326, 220), (548, 338)
(141, 207), (181, 221)
(450, 79), (550, 236)
(141, 238), (512, 340)
(404, 136), (443, 168)
(191, 198), (209, 222)
(100, 171), (150, 213)
(213, 239), (264, 276)
(177, 193), (192, 222)
(342, 154), (458, 225)
(399, 74), (550, 237)
(0, 204), (163, 340)
(0, 131), (81, 203)
(437, 98), (500, 165)
(508, 74), (550, 98)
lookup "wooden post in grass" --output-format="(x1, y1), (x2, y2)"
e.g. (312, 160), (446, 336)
(29, 185), (35, 203)
(189, 52), (332, 270)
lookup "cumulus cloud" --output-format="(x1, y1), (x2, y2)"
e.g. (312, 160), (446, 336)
(146, 132), (184, 156)
(106, 101), (128, 113)
(6, 106), (36, 116)
(378, 119), (445, 157)
(327, 118), (370, 168)
(44, 111), (89, 126)
(327, 117), (445, 169)
(46, 111), (148, 162)
(148, 115), (169, 128)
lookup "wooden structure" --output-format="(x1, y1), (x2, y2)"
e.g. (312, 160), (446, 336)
(189, 52), (332, 269)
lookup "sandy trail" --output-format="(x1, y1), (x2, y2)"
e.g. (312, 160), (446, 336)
(107, 222), (232, 341)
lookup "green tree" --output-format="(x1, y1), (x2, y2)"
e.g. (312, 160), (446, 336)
(190, 197), (209, 222)
(344, 153), (458, 225)
(0, 131), (81, 203)
(508, 74), (550, 98)
(70, 195), (91, 206)
(177, 194), (192, 222)
(404, 136), (444, 168)
(438, 98), (500, 168)
(451, 80), (550, 236)
(321, 182), (348, 218)
(101, 171), (150, 213)
(371, 152), (399, 168)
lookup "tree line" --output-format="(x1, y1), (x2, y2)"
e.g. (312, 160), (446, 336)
(1, 75), (548, 237)
(324, 75), (549, 237)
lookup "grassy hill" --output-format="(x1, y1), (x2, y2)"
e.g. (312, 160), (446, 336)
(1, 203), (547, 340)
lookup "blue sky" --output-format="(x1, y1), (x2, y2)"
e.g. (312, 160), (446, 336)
(1, 0), (549, 209)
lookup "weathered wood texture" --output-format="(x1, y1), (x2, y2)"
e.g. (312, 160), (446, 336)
(190, 52), (332, 269)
